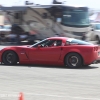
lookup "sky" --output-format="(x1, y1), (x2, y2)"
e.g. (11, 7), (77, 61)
(0, 0), (100, 9)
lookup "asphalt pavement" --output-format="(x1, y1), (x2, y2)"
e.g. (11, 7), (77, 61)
(0, 64), (100, 100)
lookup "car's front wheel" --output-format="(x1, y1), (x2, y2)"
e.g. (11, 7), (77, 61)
(64, 53), (83, 68)
(2, 51), (18, 65)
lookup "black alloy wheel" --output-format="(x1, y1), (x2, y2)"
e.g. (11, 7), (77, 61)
(2, 51), (18, 65)
(65, 53), (83, 68)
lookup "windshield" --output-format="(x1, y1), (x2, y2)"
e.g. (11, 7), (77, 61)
(94, 24), (100, 30)
(67, 38), (93, 45)
(62, 8), (90, 27)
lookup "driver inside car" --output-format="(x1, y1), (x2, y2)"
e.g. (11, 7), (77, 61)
(50, 40), (62, 47)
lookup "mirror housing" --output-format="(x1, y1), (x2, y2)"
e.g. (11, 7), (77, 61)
(37, 45), (41, 48)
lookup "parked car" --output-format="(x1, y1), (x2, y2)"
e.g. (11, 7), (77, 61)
(87, 23), (100, 43)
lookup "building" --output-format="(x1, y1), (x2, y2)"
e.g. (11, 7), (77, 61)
(90, 12), (100, 22)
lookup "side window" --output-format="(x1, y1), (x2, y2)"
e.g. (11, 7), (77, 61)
(35, 40), (55, 47)
(33, 39), (62, 47)
(56, 40), (62, 46)
(53, 40), (62, 46)
(38, 40), (51, 47)
(33, 40), (50, 47)
(39, 40), (62, 47)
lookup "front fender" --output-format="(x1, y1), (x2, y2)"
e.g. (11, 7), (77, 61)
(0, 47), (29, 63)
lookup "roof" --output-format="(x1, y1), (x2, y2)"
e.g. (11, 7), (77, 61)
(48, 37), (68, 40)
(21, 4), (88, 8)
(0, 7), (28, 11)
(0, 5), (88, 11)
(90, 12), (100, 22)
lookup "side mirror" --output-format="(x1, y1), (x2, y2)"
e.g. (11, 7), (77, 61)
(37, 45), (41, 49)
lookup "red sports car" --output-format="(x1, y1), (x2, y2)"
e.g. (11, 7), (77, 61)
(0, 37), (100, 68)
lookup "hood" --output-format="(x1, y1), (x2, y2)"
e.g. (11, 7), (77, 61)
(0, 45), (30, 51)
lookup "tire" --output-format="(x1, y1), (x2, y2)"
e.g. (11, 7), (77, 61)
(64, 53), (83, 68)
(2, 51), (18, 65)
(83, 65), (90, 67)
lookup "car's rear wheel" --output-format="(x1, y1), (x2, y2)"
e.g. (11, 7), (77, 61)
(2, 51), (18, 65)
(64, 53), (83, 68)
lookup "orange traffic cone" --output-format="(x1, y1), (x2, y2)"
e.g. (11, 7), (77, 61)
(19, 92), (24, 100)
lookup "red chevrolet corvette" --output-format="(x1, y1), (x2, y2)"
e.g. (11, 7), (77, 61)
(0, 37), (100, 68)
